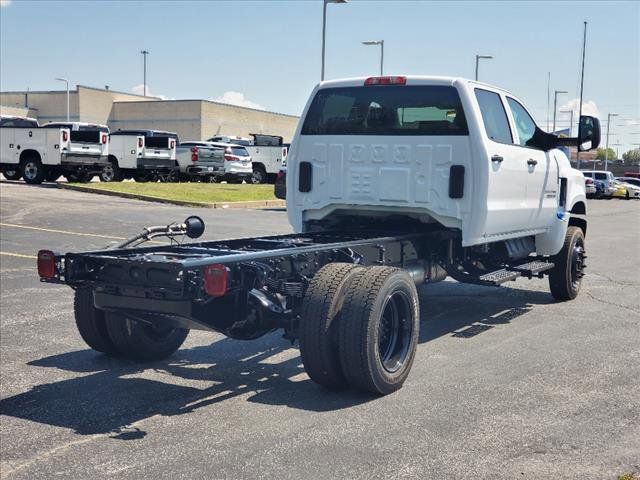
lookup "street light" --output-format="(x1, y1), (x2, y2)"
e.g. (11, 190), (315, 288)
(474, 54), (493, 81)
(560, 109), (574, 136)
(552, 90), (568, 133)
(321, 0), (347, 81)
(362, 40), (384, 75)
(140, 50), (149, 96)
(55, 77), (69, 122)
(604, 113), (618, 171)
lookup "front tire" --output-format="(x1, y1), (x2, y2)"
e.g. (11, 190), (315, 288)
(105, 313), (189, 361)
(251, 166), (267, 184)
(548, 226), (585, 301)
(100, 159), (122, 182)
(339, 266), (420, 395)
(74, 289), (118, 354)
(299, 263), (364, 390)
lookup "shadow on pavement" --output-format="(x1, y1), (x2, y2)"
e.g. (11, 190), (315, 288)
(0, 282), (554, 439)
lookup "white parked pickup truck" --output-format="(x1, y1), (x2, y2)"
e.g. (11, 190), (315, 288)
(0, 116), (109, 183)
(207, 133), (288, 184)
(102, 129), (178, 182)
(38, 76), (601, 397)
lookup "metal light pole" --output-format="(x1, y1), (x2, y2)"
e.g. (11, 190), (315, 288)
(474, 54), (493, 81)
(321, 0), (347, 81)
(55, 77), (69, 121)
(604, 113), (618, 171)
(140, 50), (149, 96)
(560, 109), (574, 136)
(552, 90), (568, 133)
(362, 40), (384, 75)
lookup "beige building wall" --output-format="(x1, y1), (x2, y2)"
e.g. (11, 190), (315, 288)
(109, 101), (203, 140)
(0, 105), (30, 117)
(78, 86), (157, 125)
(200, 100), (299, 141)
(0, 90), (80, 123)
(110, 100), (299, 142)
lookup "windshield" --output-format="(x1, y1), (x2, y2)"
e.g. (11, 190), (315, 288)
(301, 85), (468, 136)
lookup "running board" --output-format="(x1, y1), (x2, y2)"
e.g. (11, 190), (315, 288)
(479, 260), (555, 285)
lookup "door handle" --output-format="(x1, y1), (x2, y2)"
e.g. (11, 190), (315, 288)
(491, 155), (504, 163)
(527, 159), (538, 166)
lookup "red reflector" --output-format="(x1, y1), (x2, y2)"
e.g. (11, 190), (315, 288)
(37, 250), (56, 278)
(138, 137), (144, 148)
(364, 76), (407, 86)
(101, 134), (108, 144)
(203, 264), (227, 297)
(62, 131), (69, 142)
(191, 146), (199, 162)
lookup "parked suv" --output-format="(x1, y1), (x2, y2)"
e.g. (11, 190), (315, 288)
(176, 141), (252, 182)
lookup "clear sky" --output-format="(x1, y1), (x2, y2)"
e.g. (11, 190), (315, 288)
(1, 0), (638, 152)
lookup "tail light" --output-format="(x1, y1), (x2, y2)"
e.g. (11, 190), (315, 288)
(224, 147), (234, 161)
(203, 264), (227, 297)
(101, 133), (108, 144)
(170, 140), (175, 149)
(138, 137), (144, 148)
(191, 147), (199, 162)
(37, 250), (56, 279)
(62, 131), (69, 142)
(364, 76), (406, 86)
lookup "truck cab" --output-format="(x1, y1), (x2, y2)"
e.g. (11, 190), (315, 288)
(287, 76), (596, 256)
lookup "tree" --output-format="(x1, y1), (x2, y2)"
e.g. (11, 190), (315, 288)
(595, 147), (617, 161)
(622, 149), (640, 166)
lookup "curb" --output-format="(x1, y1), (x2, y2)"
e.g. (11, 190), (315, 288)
(56, 183), (286, 209)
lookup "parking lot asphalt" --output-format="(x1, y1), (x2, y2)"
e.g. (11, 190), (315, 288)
(0, 181), (638, 480)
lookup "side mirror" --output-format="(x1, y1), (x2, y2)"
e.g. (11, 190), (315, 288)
(184, 216), (205, 239)
(578, 115), (601, 151)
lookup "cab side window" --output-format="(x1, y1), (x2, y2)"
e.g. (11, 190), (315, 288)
(506, 97), (537, 148)
(474, 89), (512, 144)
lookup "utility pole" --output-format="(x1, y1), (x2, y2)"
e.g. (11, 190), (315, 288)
(576, 21), (587, 168)
(604, 113), (618, 171)
(475, 54), (493, 81)
(321, 0), (347, 81)
(55, 77), (70, 121)
(546, 72), (551, 132)
(560, 110), (574, 136)
(140, 50), (149, 96)
(552, 90), (568, 133)
(362, 40), (384, 75)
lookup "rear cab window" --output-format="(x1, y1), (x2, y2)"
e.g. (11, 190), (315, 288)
(301, 85), (468, 136)
(231, 147), (249, 156)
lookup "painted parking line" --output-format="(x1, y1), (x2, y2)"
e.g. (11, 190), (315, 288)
(0, 222), (125, 240)
(0, 251), (37, 259)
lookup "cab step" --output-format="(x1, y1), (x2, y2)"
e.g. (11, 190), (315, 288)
(478, 260), (554, 285)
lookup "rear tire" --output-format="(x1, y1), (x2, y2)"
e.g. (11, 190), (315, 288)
(100, 158), (122, 182)
(21, 156), (45, 184)
(251, 166), (267, 184)
(74, 288), (118, 354)
(548, 226), (585, 301)
(105, 313), (189, 361)
(45, 167), (62, 182)
(3, 168), (21, 180)
(299, 263), (364, 390)
(339, 266), (420, 395)
(66, 171), (93, 183)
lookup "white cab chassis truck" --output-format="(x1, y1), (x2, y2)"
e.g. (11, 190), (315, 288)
(38, 76), (599, 396)
(102, 130), (178, 182)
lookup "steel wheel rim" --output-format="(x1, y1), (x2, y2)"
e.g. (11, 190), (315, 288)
(252, 170), (263, 184)
(377, 290), (413, 373)
(5, 169), (17, 177)
(102, 165), (114, 181)
(570, 239), (585, 289)
(23, 161), (38, 180)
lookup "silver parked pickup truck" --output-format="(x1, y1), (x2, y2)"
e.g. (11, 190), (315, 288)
(176, 141), (252, 182)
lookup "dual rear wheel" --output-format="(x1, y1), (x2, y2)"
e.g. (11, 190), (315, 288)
(299, 263), (420, 396)
(74, 289), (189, 361)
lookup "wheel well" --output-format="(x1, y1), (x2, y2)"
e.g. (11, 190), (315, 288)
(569, 216), (587, 237)
(253, 162), (266, 172)
(19, 149), (41, 164)
(108, 155), (119, 166)
(569, 201), (586, 215)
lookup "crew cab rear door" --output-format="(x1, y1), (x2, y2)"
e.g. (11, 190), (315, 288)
(474, 88), (530, 237)
(504, 96), (558, 230)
